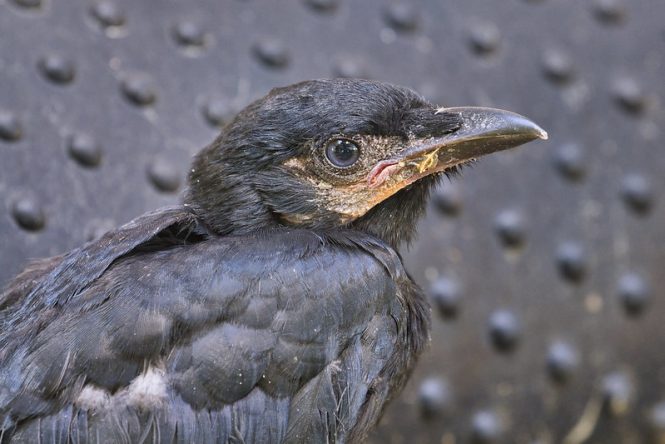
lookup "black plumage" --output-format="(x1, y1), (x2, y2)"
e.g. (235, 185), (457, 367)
(0, 79), (545, 443)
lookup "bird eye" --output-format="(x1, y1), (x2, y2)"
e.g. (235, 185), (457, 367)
(325, 139), (360, 168)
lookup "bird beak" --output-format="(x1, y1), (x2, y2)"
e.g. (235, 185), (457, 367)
(368, 107), (548, 188)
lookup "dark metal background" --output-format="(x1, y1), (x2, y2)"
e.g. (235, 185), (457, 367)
(1, 0), (663, 442)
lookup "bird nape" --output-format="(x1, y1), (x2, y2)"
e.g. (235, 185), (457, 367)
(0, 79), (546, 443)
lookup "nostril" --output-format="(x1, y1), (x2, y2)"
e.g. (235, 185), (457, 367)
(403, 108), (464, 139)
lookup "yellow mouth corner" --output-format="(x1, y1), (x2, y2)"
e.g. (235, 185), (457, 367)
(416, 147), (441, 173)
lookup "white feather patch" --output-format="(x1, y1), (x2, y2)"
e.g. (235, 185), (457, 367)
(75, 385), (111, 411)
(126, 366), (168, 410)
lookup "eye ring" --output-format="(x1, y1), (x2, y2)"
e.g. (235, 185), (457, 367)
(324, 138), (361, 168)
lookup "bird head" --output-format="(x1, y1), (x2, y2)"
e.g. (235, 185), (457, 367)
(186, 79), (546, 246)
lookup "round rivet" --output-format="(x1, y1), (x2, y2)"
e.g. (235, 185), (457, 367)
(546, 341), (579, 383)
(468, 23), (501, 55)
(542, 49), (574, 84)
(488, 309), (520, 352)
(253, 38), (290, 68)
(147, 159), (181, 193)
(593, 0), (626, 24)
(602, 372), (632, 416)
(384, 2), (419, 32)
(85, 218), (115, 241)
(556, 242), (587, 283)
(418, 377), (450, 419)
(304, 0), (338, 13)
(429, 277), (461, 319)
(121, 74), (157, 106)
(90, 1), (126, 27)
(621, 173), (653, 215)
(553, 143), (586, 181)
(38, 54), (75, 84)
(471, 410), (502, 443)
(333, 57), (369, 79)
(648, 402), (665, 436)
(494, 210), (525, 248)
(67, 133), (102, 168)
(11, 0), (41, 9)
(12, 198), (45, 231)
(0, 110), (23, 142)
(173, 21), (205, 47)
(418, 83), (446, 105)
(433, 185), (462, 216)
(613, 78), (646, 113)
(202, 99), (234, 128)
(617, 273), (650, 316)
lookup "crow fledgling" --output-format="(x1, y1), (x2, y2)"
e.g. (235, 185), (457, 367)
(0, 79), (546, 443)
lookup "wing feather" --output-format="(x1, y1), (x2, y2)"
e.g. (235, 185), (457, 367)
(1, 213), (413, 443)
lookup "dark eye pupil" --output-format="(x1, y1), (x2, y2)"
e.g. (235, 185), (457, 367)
(326, 139), (360, 168)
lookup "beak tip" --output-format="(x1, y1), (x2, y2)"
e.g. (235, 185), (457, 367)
(516, 115), (548, 141)
(536, 127), (549, 141)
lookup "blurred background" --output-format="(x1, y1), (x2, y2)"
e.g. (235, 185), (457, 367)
(1, 0), (663, 442)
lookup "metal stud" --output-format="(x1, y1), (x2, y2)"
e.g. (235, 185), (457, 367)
(67, 133), (102, 168)
(613, 77), (646, 113)
(12, 197), (46, 231)
(556, 242), (587, 283)
(621, 173), (653, 215)
(602, 372), (632, 417)
(384, 2), (419, 33)
(147, 158), (181, 193)
(546, 341), (579, 383)
(304, 0), (338, 13)
(593, 0), (626, 24)
(553, 143), (586, 181)
(468, 22), (501, 55)
(202, 99), (235, 128)
(90, 1), (126, 28)
(471, 410), (502, 443)
(173, 21), (206, 47)
(121, 74), (157, 106)
(648, 402), (665, 439)
(38, 54), (76, 84)
(542, 49), (575, 84)
(0, 110), (23, 142)
(617, 273), (650, 316)
(429, 277), (461, 319)
(418, 377), (450, 419)
(433, 185), (462, 216)
(253, 38), (290, 68)
(333, 56), (369, 79)
(488, 309), (521, 352)
(11, 0), (41, 9)
(84, 218), (115, 241)
(494, 209), (525, 248)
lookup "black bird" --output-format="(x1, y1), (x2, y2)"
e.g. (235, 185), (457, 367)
(0, 79), (546, 443)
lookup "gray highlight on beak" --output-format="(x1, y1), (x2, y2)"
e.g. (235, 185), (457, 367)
(402, 107), (548, 166)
